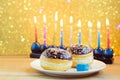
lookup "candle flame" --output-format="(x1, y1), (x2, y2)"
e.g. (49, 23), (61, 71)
(106, 18), (109, 26)
(67, 0), (71, 3)
(97, 21), (101, 29)
(88, 21), (92, 28)
(60, 19), (63, 27)
(43, 14), (46, 23)
(78, 19), (81, 27)
(34, 16), (37, 23)
(70, 16), (73, 24)
(55, 11), (58, 21)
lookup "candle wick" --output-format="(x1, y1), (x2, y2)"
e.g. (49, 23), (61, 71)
(88, 28), (92, 47)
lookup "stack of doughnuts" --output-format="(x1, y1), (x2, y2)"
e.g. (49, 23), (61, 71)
(68, 44), (93, 67)
(40, 44), (93, 71)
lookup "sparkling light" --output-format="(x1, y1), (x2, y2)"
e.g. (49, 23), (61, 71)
(0, 0), (120, 56)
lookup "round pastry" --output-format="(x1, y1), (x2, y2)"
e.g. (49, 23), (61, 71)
(40, 48), (72, 71)
(68, 44), (93, 68)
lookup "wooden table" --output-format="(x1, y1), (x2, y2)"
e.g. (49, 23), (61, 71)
(0, 56), (120, 80)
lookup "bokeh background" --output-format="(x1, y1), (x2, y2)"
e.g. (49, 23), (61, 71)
(0, 0), (120, 56)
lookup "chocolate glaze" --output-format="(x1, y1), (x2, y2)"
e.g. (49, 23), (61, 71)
(42, 48), (72, 60)
(69, 44), (93, 55)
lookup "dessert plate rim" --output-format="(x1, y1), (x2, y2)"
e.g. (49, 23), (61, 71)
(30, 59), (106, 77)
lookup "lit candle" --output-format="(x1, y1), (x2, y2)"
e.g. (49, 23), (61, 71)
(106, 18), (110, 48)
(97, 21), (101, 48)
(60, 19), (64, 46)
(53, 11), (58, 45)
(53, 23), (57, 45)
(78, 19), (81, 44)
(43, 14), (47, 46)
(70, 16), (73, 45)
(34, 16), (38, 42)
(88, 21), (92, 46)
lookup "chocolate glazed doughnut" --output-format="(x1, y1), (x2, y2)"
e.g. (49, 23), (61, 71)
(68, 44), (93, 68)
(40, 48), (72, 71)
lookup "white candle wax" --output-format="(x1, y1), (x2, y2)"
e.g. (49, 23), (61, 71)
(34, 16), (38, 42)
(88, 21), (92, 46)
(70, 16), (73, 45)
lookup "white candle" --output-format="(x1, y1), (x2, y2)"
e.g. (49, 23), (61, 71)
(70, 16), (73, 46)
(53, 11), (58, 45)
(88, 21), (92, 46)
(55, 11), (58, 31)
(78, 19), (81, 44)
(34, 16), (38, 42)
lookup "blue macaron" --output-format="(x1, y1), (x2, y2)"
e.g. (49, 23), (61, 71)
(76, 64), (89, 71)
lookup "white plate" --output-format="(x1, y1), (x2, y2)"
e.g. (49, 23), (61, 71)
(30, 59), (106, 77)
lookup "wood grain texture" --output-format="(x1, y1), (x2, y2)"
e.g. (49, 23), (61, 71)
(0, 56), (120, 80)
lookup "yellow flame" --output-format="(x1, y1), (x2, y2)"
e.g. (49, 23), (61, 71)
(55, 11), (58, 22)
(43, 14), (47, 23)
(70, 16), (73, 24)
(88, 21), (92, 28)
(78, 19), (81, 27)
(106, 18), (109, 26)
(97, 21), (101, 29)
(60, 19), (63, 27)
(34, 16), (37, 23)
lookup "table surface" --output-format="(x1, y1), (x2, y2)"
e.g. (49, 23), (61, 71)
(0, 56), (120, 80)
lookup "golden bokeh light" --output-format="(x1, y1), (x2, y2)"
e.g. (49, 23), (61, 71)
(0, 0), (120, 56)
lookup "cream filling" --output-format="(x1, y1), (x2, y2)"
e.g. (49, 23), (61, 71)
(73, 56), (93, 64)
(40, 60), (72, 68)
